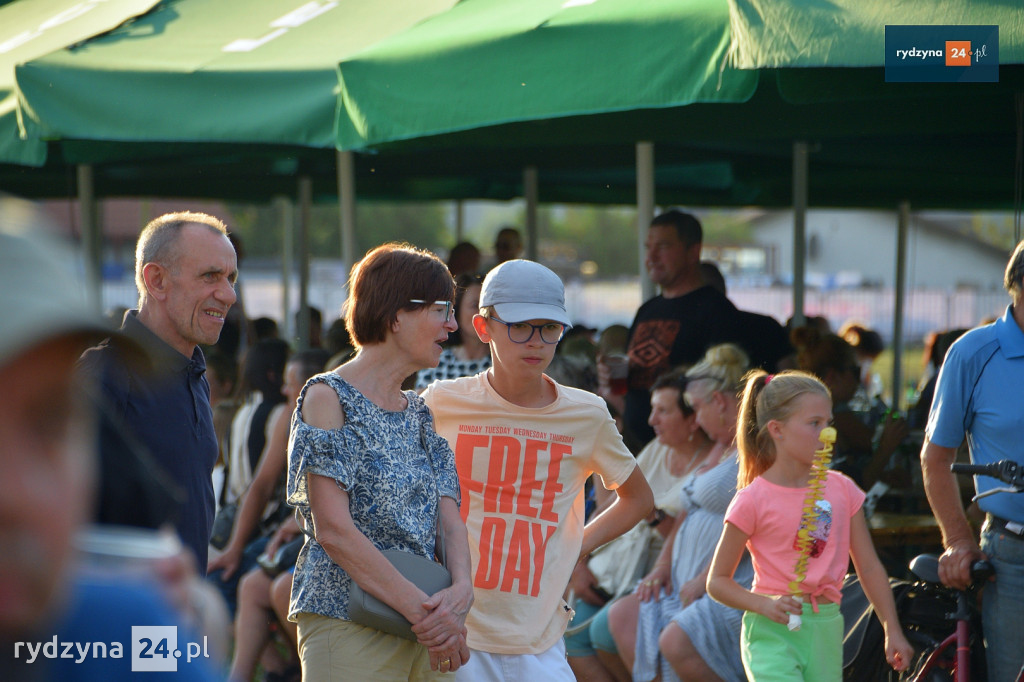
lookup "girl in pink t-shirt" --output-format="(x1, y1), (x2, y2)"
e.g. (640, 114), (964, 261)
(706, 370), (913, 681)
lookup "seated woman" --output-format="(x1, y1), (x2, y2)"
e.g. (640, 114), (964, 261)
(224, 338), (290, 507)
(791, 327), (908, 489)
(565, 367), (716, 681)
(607, 344), (753, 682)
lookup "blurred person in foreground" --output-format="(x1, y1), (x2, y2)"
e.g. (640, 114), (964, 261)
(0, 198), (218, 682)
(921, 239), (1024, 682)
(80, 211), (238, 573)
(286, 243), (473, 680)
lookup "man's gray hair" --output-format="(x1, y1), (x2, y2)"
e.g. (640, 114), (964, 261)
(135, 211), (229, 306)
(1005, 239), (1024, 298)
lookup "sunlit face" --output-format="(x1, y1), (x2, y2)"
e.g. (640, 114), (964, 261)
(475, 315), (558, 377)
(161, 224), (238, 355)
(395, 302), (458, 370)
(644, 224), (697, 291)
(648, 388), (693, 449)
(684, 382), (734, 443)
(770, 392), (833, 467)
(0, 337), (95, 637)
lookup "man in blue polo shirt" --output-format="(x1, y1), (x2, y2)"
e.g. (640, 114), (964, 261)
(81, 212), (238, 574)
(922, 238), (1024, 682)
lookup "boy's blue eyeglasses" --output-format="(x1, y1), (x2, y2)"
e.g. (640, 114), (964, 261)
(409, 299), (453, 322)
(490, 317), (566, 344)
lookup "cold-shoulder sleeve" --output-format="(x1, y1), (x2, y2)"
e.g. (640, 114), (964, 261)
(286, 376), (357, 510)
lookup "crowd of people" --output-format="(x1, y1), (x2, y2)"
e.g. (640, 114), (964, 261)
(2, 199), (1022, 682)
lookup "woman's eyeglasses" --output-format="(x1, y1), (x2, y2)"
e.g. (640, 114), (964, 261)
(490, 317), (566, 344)
(409, 299), (453, 322)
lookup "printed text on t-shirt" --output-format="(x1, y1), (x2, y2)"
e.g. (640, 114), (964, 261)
(454, 430), (571, 597)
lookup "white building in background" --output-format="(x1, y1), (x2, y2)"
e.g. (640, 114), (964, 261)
(745, 210), (1009, 290)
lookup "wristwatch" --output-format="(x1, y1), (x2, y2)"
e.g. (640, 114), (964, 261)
(647, 508), (667, 527)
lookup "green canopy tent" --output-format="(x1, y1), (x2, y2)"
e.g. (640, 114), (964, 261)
(334, 0), (1024, 399)
(0, 0), (158, 312)
(0, 0), (160, 167)
(724, 0), (1024, 397)
(335, 0), (1024, 210)
(12, 0), (458, 253)
(8, 0), (457, 345)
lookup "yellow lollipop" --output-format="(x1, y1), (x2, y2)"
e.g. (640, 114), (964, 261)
(787, 425), (837, 631)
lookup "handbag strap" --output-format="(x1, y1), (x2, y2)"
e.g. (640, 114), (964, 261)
(419, 407), (447, 569)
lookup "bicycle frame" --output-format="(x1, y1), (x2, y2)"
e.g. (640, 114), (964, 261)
(905, 554), (989, 682)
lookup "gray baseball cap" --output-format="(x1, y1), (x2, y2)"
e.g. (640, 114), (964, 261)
(0, 196), (112, 367)
(480, 259), (571, 326)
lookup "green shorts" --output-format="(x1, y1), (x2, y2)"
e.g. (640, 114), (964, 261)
(741, 602), (842, 681)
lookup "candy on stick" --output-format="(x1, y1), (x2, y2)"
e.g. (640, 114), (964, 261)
(786, 426), (836, 631)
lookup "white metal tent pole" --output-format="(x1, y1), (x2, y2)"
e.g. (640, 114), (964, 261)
(792, 142), (808, 326)
(893, 201), (910, 409)
(337, 150), (357, 269)
(637, 141), (655, 301)
(77, 164), (101, 314)
(523, 166), (539, 261)
(276, 196), (293, 342)
(296, 176), (312, 351)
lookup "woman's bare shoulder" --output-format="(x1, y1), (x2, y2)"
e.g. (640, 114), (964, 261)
(301, 381), (346, 430)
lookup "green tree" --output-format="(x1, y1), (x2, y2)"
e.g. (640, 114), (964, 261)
(542, 205), (638, 277)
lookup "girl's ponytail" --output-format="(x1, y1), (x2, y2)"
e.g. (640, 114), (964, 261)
(737, 370), (772, 488)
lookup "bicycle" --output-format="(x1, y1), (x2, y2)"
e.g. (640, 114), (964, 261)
(904, 459), (1024, 681)
(843, 459), (1023, 681)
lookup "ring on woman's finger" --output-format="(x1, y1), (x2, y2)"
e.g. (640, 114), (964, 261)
(441, 658), (451, 666)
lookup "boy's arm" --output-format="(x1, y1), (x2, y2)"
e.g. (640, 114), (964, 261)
(707, 522), (800, 625)
(848, 509), (914, 671)
(579, 466), (653, 559)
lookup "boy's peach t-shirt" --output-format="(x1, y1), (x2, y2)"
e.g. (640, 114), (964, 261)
(422, 372), (637, 654)
(724, 470), (865, 604)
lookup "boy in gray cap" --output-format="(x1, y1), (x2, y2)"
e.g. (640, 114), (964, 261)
(422, 260), (653, 681)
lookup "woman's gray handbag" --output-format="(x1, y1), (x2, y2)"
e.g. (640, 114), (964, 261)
(347, 420), (452, 641)
(347, 549), (452, 641)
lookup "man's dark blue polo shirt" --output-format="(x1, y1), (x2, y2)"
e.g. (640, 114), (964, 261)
(80, 311), (217, 572)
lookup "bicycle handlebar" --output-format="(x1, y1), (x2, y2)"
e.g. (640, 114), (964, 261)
(951, 460), (1024, 488)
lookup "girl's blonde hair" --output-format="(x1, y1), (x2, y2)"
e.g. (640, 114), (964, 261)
(684, 343), (749, 405)
(736, 370), (831, 488)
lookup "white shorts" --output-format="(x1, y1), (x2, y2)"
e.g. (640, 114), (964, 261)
(454, 639), (575, 682)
